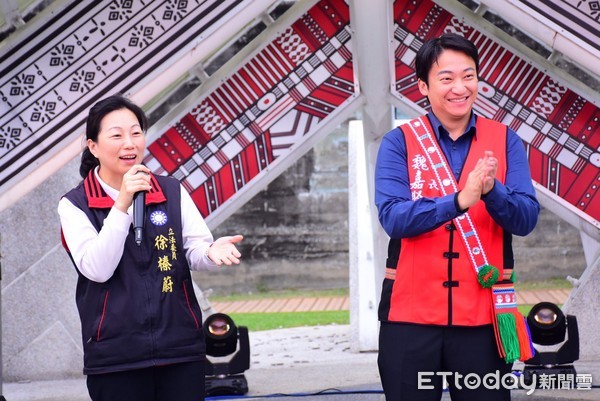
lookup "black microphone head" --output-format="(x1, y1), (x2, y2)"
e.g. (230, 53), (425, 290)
(133, 191), (146, 246)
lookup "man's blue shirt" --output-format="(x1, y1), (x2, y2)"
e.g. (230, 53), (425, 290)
(374, 112), (540, 239)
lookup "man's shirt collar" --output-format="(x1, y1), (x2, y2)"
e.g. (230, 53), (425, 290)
(427, 111), (477, 141)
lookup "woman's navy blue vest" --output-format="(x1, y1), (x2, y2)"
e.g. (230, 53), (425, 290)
(62, 173), (205, 375)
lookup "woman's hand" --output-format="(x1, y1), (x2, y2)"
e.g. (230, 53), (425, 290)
(114, 165), (152, 213)
(207, 235), (244, 266)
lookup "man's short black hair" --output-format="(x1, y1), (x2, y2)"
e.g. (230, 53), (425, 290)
(415, 33), (479, 85)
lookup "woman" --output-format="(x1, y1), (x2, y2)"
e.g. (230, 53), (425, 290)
(58, 95), (243, 401)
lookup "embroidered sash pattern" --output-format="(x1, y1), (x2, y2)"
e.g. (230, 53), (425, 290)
(406, 117), (499, 287)
(404, 116), (534, 363)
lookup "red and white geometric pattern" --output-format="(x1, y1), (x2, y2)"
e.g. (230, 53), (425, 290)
(191, 101), (227, 139)
(531, 80), (567, 117)
(277, 28), (311, 64)
(144, 0), (356, 217)
(392, 0), (599, 225)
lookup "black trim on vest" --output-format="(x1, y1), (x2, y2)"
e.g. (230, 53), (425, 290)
(378, 238), (402, 321)
(503, 230), (514, 270)
(443, 252), (460, 259)
(385, 236), (401, 268)
(446, 227), (455, 325)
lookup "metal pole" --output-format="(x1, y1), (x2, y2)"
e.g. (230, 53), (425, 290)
(0, 232), (4, 400)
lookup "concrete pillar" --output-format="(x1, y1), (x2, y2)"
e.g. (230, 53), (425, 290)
(347, 0), (394, 351)
(563, 231), (600, 361)
(349, 121), (381, 352)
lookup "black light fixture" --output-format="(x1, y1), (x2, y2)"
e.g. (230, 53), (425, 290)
(204, 313), (250, 396)
(522, 302), (579, 386)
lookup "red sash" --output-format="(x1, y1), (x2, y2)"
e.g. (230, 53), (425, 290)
(405, 116), (535, 363)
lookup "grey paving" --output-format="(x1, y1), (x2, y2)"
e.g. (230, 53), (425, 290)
(2, 325), (598, 400)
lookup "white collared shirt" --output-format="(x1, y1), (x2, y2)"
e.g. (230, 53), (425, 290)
(58, 169), (218, 283)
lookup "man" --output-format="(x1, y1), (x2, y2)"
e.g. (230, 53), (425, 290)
(374, 33), (540, 401)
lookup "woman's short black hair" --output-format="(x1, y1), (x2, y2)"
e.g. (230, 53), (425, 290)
(415, 33), (479, 85)
(79, 95), (148, 178)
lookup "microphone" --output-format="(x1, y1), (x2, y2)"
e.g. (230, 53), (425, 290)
(133, 190), (146, 246)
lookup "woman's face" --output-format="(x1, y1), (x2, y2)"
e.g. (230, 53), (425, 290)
(87, 108), (145, 189)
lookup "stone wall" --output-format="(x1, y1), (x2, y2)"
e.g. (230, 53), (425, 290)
(514, 208), (588, 282)
(197, 122), (352, 295)
(0, 157), (83, 381)
(195, 119), (588, 296)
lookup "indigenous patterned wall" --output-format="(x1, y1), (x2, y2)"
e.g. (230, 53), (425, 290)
(144, 0), (357, 217)
(0, 0), (243, 191)
(0, 0), (596, 227)
(392, 0), (599, 225)
(520, 0), (599, 54)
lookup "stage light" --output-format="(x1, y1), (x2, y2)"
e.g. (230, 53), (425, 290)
(204, 313), (250, 396)
(522, 302), (579, 386)
(528, 302), (566, 346)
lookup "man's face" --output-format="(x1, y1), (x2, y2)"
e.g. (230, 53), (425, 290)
(418, 49), (478, 126)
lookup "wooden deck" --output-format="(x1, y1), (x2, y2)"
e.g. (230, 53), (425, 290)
(211, 289), (571, 314)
